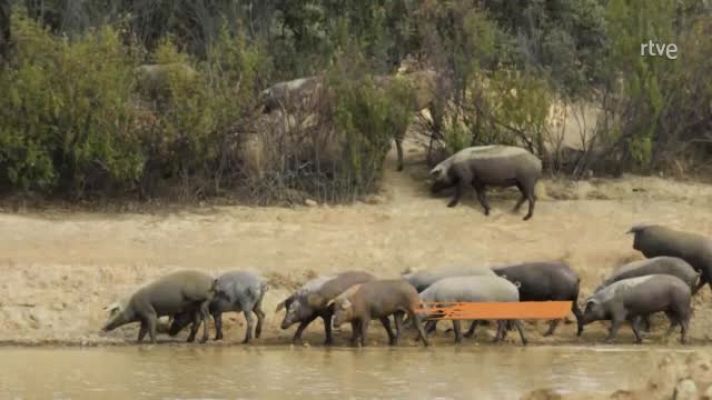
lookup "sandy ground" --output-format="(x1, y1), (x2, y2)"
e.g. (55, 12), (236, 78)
(1, 137), (712, 348)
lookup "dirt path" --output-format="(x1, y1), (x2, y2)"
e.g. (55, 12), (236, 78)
(1, 138), (712, 345)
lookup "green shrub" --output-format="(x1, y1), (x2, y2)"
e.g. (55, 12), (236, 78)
(0, 14), (143, 194)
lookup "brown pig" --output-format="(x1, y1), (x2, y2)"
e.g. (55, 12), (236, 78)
(330, 280), (429, 347)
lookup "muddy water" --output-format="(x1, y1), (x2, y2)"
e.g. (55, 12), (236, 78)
(0, 345), (694, 400)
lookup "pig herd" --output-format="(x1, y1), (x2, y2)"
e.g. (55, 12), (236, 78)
(101, 223), (712, 347)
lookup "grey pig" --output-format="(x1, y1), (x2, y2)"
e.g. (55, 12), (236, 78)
(102, 270), (216, 343)
(492, 261), (583, 336)
(582, 274), (691, 344)
(276, 270), (376, 345)
(597, 257), (700, 293)
(330, 279), (429, 347)
(628, 224), (712, 294)
(168, 271), (268, 343)
(403, 265), (495, 334)
(430, 145), (542, 220)
(402, 265), (496, 293)
(419, 275), (527, 345)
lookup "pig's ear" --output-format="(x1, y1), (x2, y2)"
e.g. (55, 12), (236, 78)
(276, 295), (295, 312)
(104, 302), (121, 315)
(326, 299), (336, 308)
(429, 167), (440, 177)
(341, 299), (352, 310)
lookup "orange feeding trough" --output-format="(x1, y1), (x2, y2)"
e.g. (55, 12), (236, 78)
(417, 301), (573, 320)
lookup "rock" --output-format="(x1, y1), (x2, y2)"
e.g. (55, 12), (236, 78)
(673, 379), (698, 400)
(304, 199), (318, 207)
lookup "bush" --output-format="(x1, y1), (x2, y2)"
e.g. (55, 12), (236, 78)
(0, 14), (143, 195)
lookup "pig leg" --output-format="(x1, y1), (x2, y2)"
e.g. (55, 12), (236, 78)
(572, 302), (584, 336)
(187, 311), (201, 343)
(513, 182), (527, 212)
(292, 314), (317, 344)
(452, 320), (462, 343)
(473, 183), (491, 216)
(523, 185), (535, 221)
(201, 305), (210, 344)
(513, 320), (528, 345)
(604, 316), (624, 343)
(146, 312), (158, 344)
(213, 312), (224, 341)
(410, 313), (429, 347)
(493, 321), (505, 342)
(630, 317), (644, 344)
(243, 310), (255, 344)
(350, 320), (361, 346)
(394, 311), (405, 341)
(359, 319), (371, 347)
(137, 320), (148, 343)
(254, 304), (266, 339)
(680, 316), (690, 344)
(463, 320), (479, 338)
(424, 320), (438, 336)
(544, 319), (559, 336)
(380, 317), (397, 345)
(322, 314), (334, 345)
(447, 179), (468, 208)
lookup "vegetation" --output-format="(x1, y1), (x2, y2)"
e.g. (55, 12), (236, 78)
(0, 0), (710, 203)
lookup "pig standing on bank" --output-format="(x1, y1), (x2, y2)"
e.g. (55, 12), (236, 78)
(402, 265), (496, 333)
(102, 270), (216, 343)
(276, 270), (376, 345)
(628, 224), (712, 293)
(330, 279), (429, 347)
(492, 261), (583, 336)
(582, 274), (692, 344)
(168, 271), (268, 343)
(402, 265), (496, 293)
(419, 275), (528, 345)
(597, 257), (700, 293)
(430, 145), (542, 220)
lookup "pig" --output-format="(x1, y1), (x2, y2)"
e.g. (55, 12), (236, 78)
(403, 265), (496, 334)
(276, 270), (376, 345)
(419, 275), (527, 345)
(102, 270), (216, 343)
(168, 271), (268, 343)
(492, 261), (583, 336)
(597, 257), (700, 293)
(581, 274), (691, 344)
(330, 279), (429, 347)
(430, 145), (542, 220)
(628, 224), (712, 293)
(402, 265), (496, 293)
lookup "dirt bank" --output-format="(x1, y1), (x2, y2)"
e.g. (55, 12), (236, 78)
(1, 138), (712, 346)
